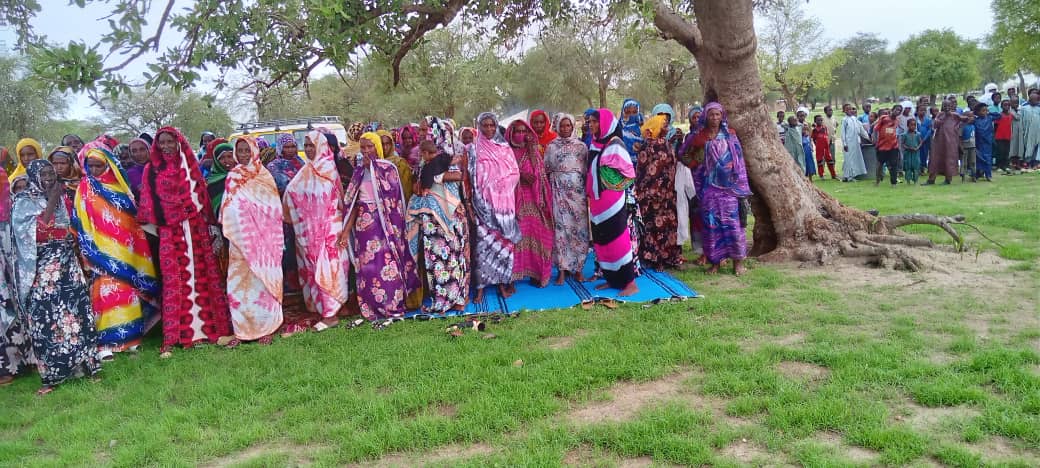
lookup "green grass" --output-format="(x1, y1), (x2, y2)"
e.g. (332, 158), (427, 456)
(1, 175), (1038, 467)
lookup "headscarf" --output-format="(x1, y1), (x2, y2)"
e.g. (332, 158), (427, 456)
(344, 121), (365, 158)
(48, 146), (83, 184)
(506, 119), (536, 149)
(206, 142), (235, 215)
(620, 99), (644, 153)
(198, 131), (215, 149)
(259, 147), (278, 166)
(360, 132), (384, 159)
(651, 103), (678, 139)
(256, 138), (270, 150)
(137, 126), (213, 226)
(12, 159), (70, 303)
(591, 108), (622, 151)
(126, 137), (151, 195)
(641, 114), (670, 140)
(581, 108), (598, 146)
(554, 113), (579, 143)
(396, 125), (422, 169)
(376, 130), (396, 157)
(698, 102), (751, 198)
(529, 109), (558, 147)
(73, 146), (159, 302)
(474, 112), (520, 216)
(9, 138), (43, 183)
(203, 137), (227, 162)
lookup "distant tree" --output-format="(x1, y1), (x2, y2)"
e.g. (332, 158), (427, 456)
(828, 33), (896, 104)
(757, 0), (845, 110)
(896, 30), (979, 103)
(619, 34), (701, 112)
(976, 47), (1013, 90)
(990, 0), (1040, 79)
(96, 87), (233, 142)
(0, 56), (65, 147)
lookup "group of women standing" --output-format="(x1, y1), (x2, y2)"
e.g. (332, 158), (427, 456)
(0, 100), (752, 395)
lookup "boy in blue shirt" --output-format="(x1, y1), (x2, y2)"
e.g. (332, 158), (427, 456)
(972, 102), (1001, 181)
(915, 106), (933, 174)
(959, 111), (977, 182)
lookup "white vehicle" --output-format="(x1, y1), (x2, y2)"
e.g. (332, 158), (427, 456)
(229, 116), (348, 158)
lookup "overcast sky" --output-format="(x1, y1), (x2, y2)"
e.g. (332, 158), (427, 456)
(14, 0), (997, 121)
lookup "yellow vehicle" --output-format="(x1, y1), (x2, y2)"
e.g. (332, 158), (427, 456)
(228, 116), (347, 159)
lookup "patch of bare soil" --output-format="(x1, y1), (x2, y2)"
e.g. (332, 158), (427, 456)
(566, 370), (697, 424)
(203, 443), (325, 468)
(562, 444), (662, 467)
(815, 432), (879, 464)
(895, 400), (979, 430)
(404, 403), (458, 420)
(776, 361), (830, 382)
(970, 435), (1040, 464)
(543, 329), (589, 351)
(719, 439), (770, 465)
(350, 442), (496, 467)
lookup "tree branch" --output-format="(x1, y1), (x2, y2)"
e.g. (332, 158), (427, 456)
(651, 0), (701, 55)
(102, 0), (175, 73)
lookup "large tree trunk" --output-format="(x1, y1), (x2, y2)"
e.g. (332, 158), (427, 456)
(654, 0), (882, 263)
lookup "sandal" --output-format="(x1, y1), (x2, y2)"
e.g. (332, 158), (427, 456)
(36, 386), (54, 396)
(346, 318), (366, 329)
(258, 335), (274, 346)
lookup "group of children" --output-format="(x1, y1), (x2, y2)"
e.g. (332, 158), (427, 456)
(780, 87), (1040, 186)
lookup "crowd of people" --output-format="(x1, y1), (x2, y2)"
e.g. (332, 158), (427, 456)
(778, 87), (1040, 185)
(0, 100), (751, 395)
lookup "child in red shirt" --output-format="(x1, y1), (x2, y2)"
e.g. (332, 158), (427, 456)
(994, 100), (1013, 173)
(811, 115), (836, 179)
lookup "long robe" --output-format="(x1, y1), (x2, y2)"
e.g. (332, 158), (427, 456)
(544, 133), (589, 274)
(0, 177), (33, 380)
(406, 169), (468, 314)
(344, 157), (419, 320)
(930, 112), (963, 179)
(508, 122), (554, 285)
(13, 160), (100, 386)
(220, 139), (284, 341)
(469, 116), (521, 289)
(284, 132), (350, 319)
(635, 137), (683, 269)
(841, 116), (869, 179)
(1010, 103), (1040, 164)
(73, 146), (160, 352)
(697, 129), (752, 264)
(137, 129), (232, 351)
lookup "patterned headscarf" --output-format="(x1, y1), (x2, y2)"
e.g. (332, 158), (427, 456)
(698, 102), (751, 198)
(554, 113), (578, 142)
(137, 126), (212, 226)
(620, 99), (644, 153)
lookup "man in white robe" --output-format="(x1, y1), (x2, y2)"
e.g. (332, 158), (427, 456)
(840, 103), (870, 181)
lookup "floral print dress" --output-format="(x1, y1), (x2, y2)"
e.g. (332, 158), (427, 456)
(544, 135), (590, 274)
(635, 137), (683, 269)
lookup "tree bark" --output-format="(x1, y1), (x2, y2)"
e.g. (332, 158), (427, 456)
(656, 0), (881, 262)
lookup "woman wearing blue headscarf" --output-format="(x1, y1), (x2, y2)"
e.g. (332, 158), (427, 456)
(620, 99), (645, 156)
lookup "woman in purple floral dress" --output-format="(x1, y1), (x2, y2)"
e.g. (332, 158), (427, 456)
(340, 133), (420, 327)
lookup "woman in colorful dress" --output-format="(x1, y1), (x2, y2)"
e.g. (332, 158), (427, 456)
(344, 122), (366, 162)
(396, 125), (423, 173)
(220, 136), (284, 344)
(74, 145), (160, 357)
(125, 134), (152, 198)
(266, 133), (309, 334)
(587, 108), (639, 296)
(686, 102), (751, 275)
(635, 114), (684, 270)
(544, 113), (589, 285)
(284, 131), (351, 330)
(338, 132), (419, 325)
(468, 112), (521, 304)
(506, 119), (554, 287)
(620, 99), (645, 155)
(206, 142), (236, 275)
(137, 127), (233, 356)
(9, 138), (43, 183)
(406, 140), (468, 315)
(0, 167), (33, 386)
(12, 160), (100, 394)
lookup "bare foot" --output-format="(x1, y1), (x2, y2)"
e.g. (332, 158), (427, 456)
(706, 264), (720, 275)
(575, 272), (586, 282)
(0, 376), (14, 386)
(594, 282), (611, 290)
(554, 273), (566, 286)
(451, 304), (466, 312)
(618, 281), (639, 297)
(36, 386), (54, 396)
(734, 259), (747, 276)
(694, 255), (707, 266)
(474, 288), (485, 304)
(499, 284), (515, 299)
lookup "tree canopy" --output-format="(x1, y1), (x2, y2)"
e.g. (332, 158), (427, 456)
(0, 56), (67, 148)
(828, 33), (897, 104)
(757, 0), (845, 110)
(895, 30), (979, 98)
(989, 0), (1040, 77)
(96, 87), (234, 142)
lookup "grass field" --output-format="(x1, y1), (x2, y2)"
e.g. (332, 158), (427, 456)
(1, 172), (1037, 467)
